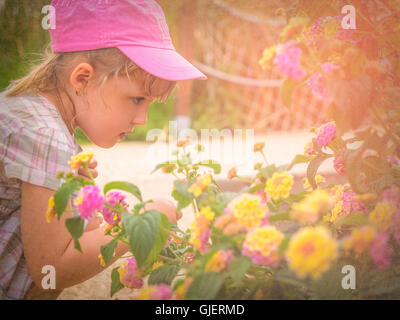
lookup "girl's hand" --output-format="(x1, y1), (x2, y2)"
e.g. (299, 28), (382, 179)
(143, 198), (182, 225)
(78, 159), (98, 180)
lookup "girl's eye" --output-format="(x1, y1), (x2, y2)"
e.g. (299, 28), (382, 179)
(132, 97), (145, 105)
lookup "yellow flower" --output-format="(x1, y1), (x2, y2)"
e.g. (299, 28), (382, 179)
(324, 200), (343, 223)
(175, 277), (193, 300)
(98, 253), (106, 267)
(227, 167), (237, 180)
(259, 45), (277, 69)
(343, 226), (376, 258)
(264, 171), (294, 200)
(228, 193), (268, 229)
(188, 174), (212, 197)
(46, 196), (56, 223)
(287, 226), (338, 279)
(152, 261), (164, 270)
(291, 189), (333, 224)
(253, 142), (265, 152)
(324, 19), (339, 39)
(302, 175), (326, 190)
(369, 201), (394, 233)
(242, 225), (284, 267)
(68, 151), (94, 171)
(200, 206), (215, 221)
(205, 250), (234, 272)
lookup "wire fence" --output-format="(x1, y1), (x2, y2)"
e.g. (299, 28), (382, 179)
(192, 0), (332, 133)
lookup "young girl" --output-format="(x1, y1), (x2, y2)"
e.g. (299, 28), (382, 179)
(0, 0), (206, 300)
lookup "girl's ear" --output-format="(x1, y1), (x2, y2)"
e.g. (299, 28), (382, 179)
(70, 63), (95, 93)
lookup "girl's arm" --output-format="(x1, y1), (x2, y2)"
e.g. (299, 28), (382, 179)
(21, 181), (130, 291)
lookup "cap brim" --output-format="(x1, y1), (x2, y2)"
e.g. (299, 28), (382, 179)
(117, 46), (207, 81)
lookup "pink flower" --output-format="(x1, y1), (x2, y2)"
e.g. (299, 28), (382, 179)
(74, 185), (105, 220)
(333, 156), (346, 176)
(393, 209), (400, 246)
(102, 191), (127, 225)
(308, 72), (332, 101)
(316, 122), (336, 149)
(382, 185), (400, 208)
(321, 62), (339, 73)
(387, 156), (399, 166)
(370, 233), (393, 269)
(118, 257), (143, 289)
(342, 192), (366, 216)
(274, 41), (306, 81)
(151, 284), (173, 300)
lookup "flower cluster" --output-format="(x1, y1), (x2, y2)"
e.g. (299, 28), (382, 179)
(370, 233), (393, 269)
(287, 226), (338, 279)
(74, 185), (105, 220)
(46, 196), (56, 223)
(68, 151), (94, 171)
(264, 171), (294, 200)
(316, 122), (336, 149)
(134, 284), (173, 300)
(205, 250), (234, 272)
(242, 226), (284, 267)
(226, 193), (268, 230)
(118, 257), (143, 289)
(291, 189), (333, 225)
(102, 191), (128, 226)
(189, 206), (215, 254)
(188, 173), (212, 197)
(302, 174), (326, 190)
(343, 225), (376, 258)
(273, 41), (306, 81)
(368, 201), (394, 233)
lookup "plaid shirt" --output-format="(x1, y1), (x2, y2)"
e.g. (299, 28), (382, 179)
(0, 92), (82, 299)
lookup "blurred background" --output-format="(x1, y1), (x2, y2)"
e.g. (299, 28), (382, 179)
(0, 0), (331, 145)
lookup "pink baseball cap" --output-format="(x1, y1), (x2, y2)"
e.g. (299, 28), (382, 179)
(49, 0), (207, 81)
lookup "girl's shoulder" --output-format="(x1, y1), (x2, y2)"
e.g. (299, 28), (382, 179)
(0, 92), (62, 132)
(0, 92), (77, 147)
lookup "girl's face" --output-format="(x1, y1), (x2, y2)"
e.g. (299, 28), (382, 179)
(75, 73), (154, 148)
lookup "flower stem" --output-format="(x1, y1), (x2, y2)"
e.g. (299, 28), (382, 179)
(260, 150), (269, 165)
(83, 163), (94, 181)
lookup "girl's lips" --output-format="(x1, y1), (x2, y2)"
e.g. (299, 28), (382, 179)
(119, 132), (126, 140)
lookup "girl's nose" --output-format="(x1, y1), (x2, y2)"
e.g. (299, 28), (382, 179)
(133, 108), (148, 126)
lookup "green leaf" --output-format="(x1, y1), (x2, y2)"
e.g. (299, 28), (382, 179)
(148, 212), (171, 263)
(334, 211), (369, 228)
(110, 267), (124, 297)
(186, 272), (223, 300)
(151, 161), (177, 174)
(259, 164), (277, 180)
(277, 235), (291, 257)
(172, 189), (193, 211)
(172, 180), (194, 211)
(148, 264), (180, 285)
(268, 210), (290, 222)
(65, 215), (84, 240)
(287, 154), (314, 170)
(280, 78), (298, 109)
(196, 160), (221, 174)
(228, 256), (251, 283)
(103, 181), (142, 202)
(65, 216), (85, 253)
(307, 155), (329, 189)
(54, 180), (79, 219)
(122, 210), (169, 268)
(100, 238), (118, 265)
(210, 192), (237, 215)
(274, 269), (306, 288)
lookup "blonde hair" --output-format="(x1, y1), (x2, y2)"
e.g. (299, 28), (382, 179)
(6, 45), (176, 131)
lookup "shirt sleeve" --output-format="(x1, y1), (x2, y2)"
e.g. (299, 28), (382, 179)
(0, 126), (75, 191)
